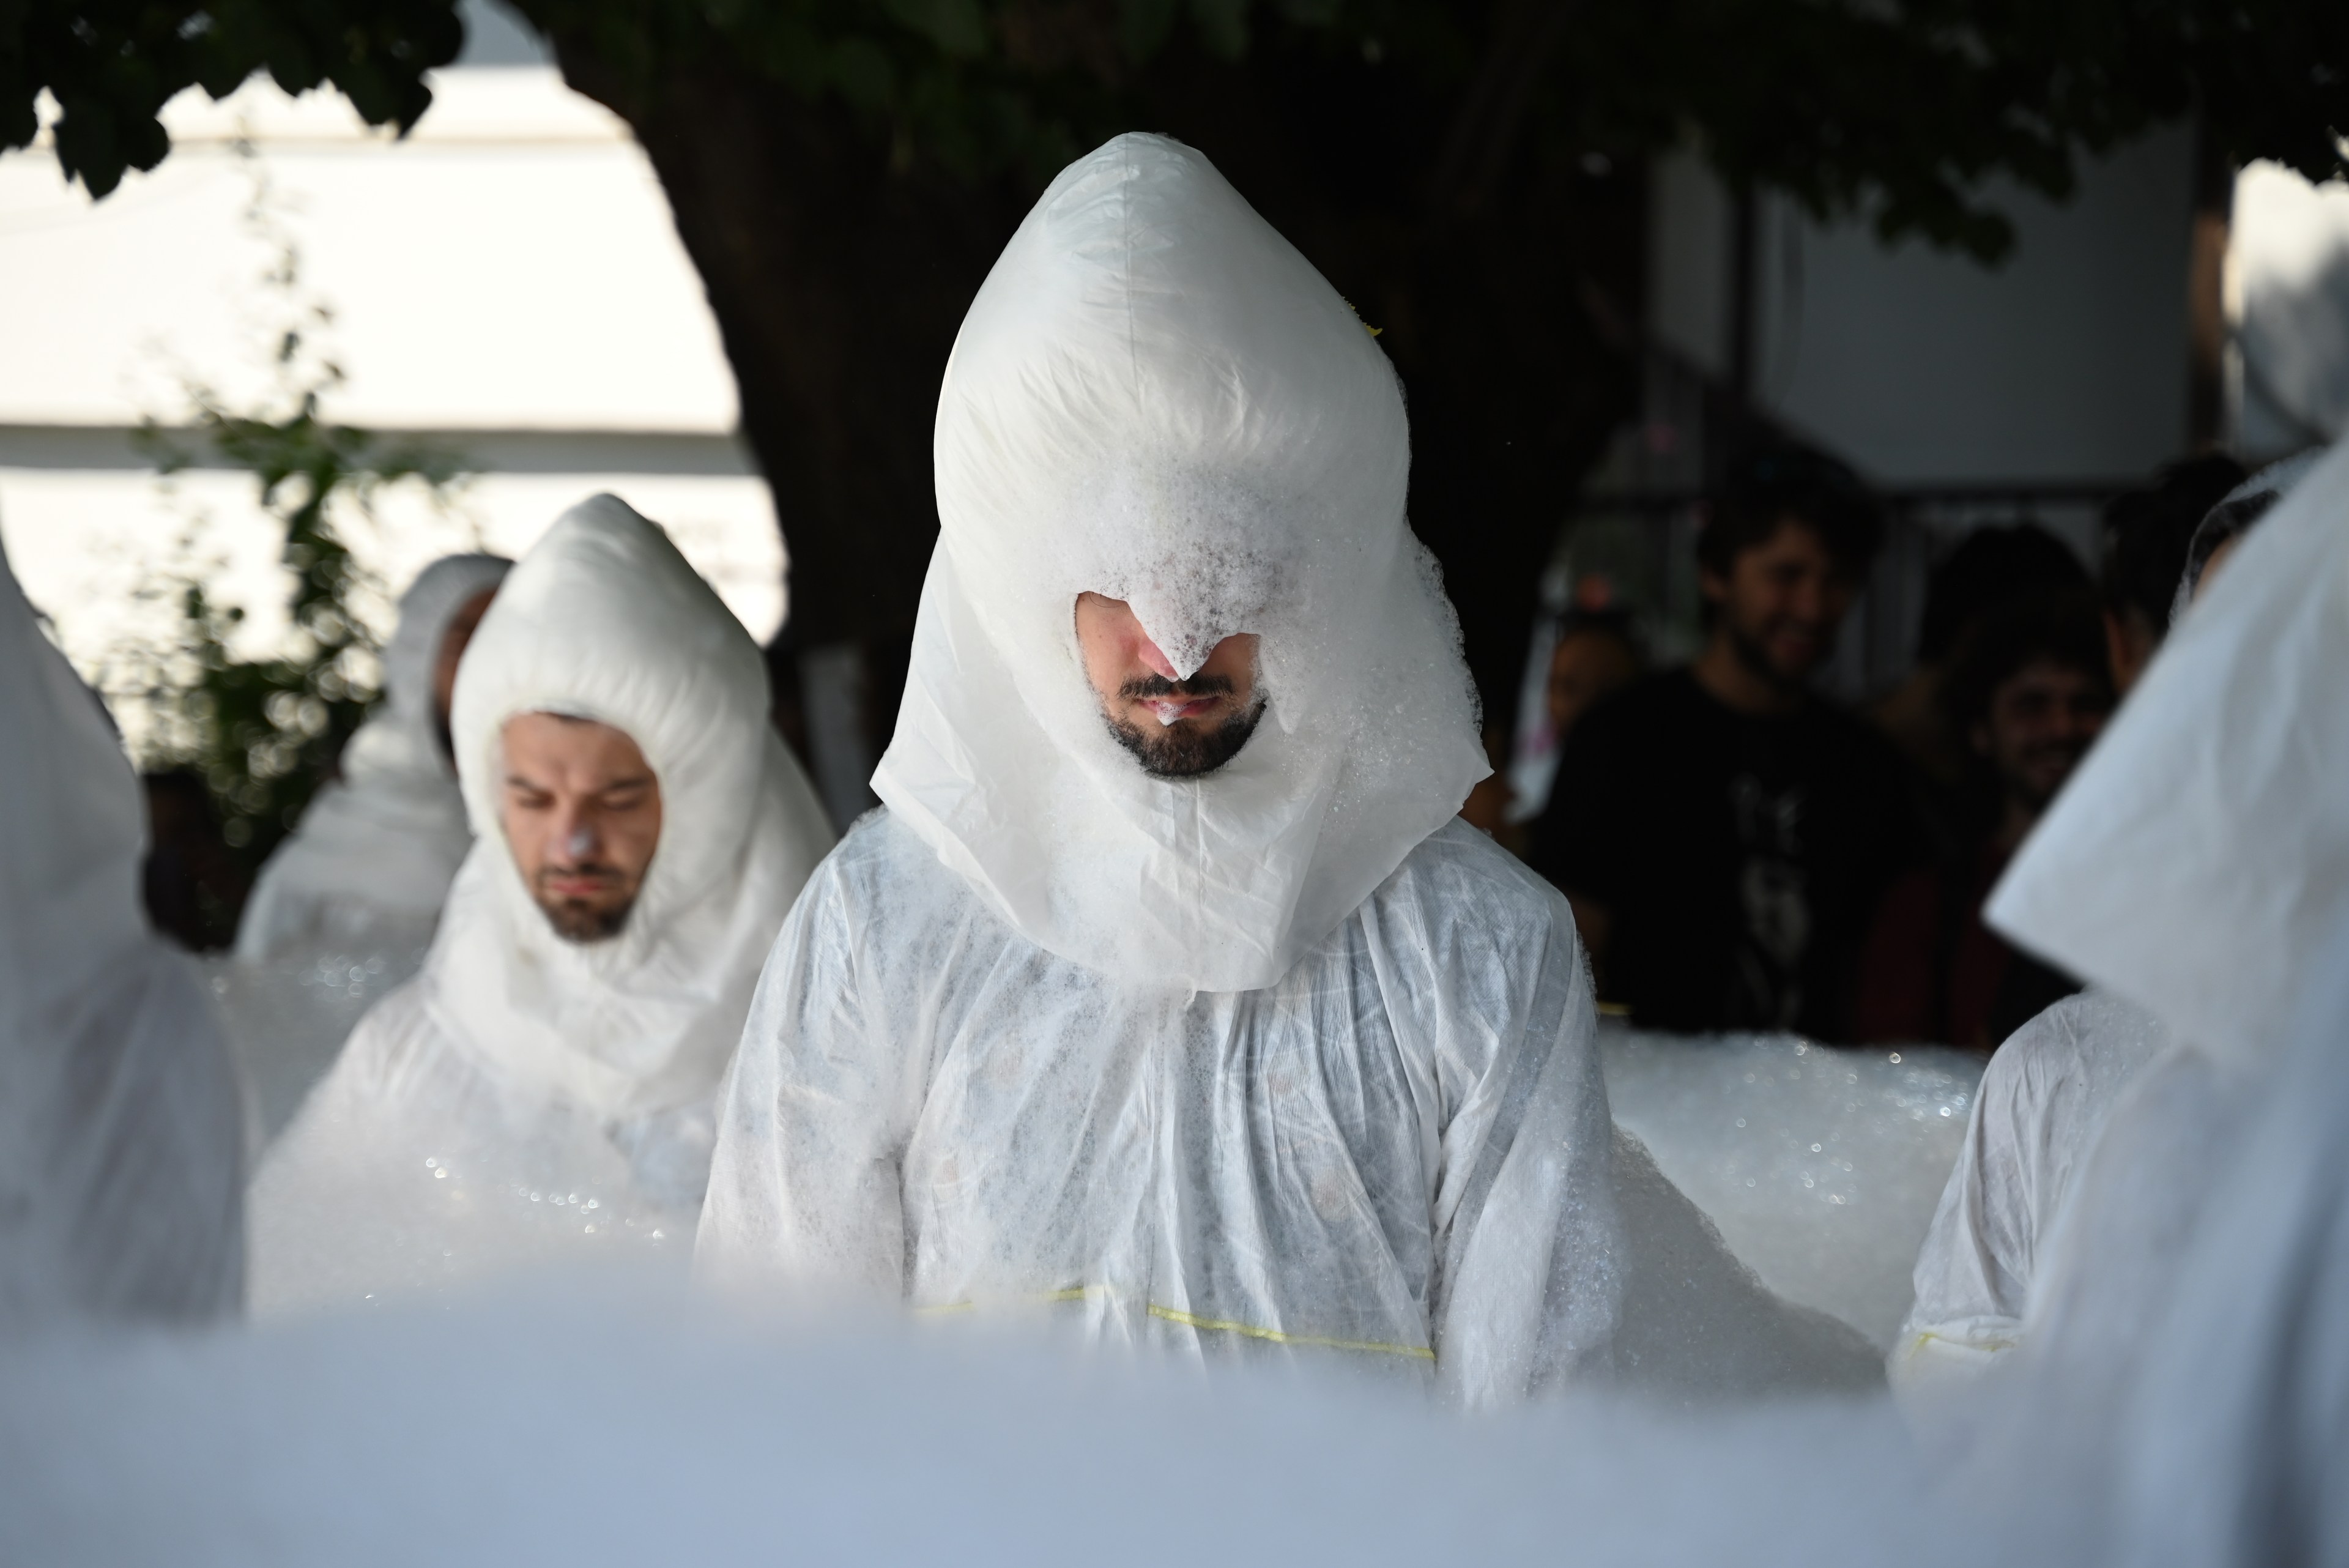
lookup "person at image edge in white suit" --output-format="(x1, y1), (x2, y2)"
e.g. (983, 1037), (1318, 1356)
(1892, 451), (2324, 1392)
(0, 535), (243, 1323)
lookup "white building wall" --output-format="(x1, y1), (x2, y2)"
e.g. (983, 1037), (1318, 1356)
(0, 43), (783, 740)
(1648, 130), (2199, 486)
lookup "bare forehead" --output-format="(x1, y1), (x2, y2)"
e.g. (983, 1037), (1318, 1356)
(500, 710), (655, 784)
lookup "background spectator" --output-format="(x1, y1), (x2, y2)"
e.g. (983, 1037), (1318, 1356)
(1854, 589), (2113, 1048)
(1871, 523), (2087, 849)
(1467, 608), (1646, 839)
(1546, 608), (1644, 740)
(140, 768), (250, 951)
(1531, 447), (1920, 1039)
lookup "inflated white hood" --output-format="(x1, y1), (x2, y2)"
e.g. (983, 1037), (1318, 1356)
(434, 495), (832, 1118)
(874, 133), (1487, 993)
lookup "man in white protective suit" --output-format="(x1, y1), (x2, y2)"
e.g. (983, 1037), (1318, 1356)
(699, 135), (1876, 1404)
(1891, 451), (2322, 1391)
(1904, 442), (2349, 1559)
(235, 552), (511, 962)
(248, 497), (834, 1312)
(0, 538), (244, 1323)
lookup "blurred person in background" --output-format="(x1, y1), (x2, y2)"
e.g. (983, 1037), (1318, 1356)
(1545, 607), (1644, 741)
(234, 554), (510, 962)
(1869, 523), (2086, 847)
(1531, 447), (1920, 1039)
(1, 542), (244, 1324)
(1853, 589), (2113, 1049)
(140, 767), (251, 951)
(2098, 453), (2246, 694)
(1460, 606), (1642, 840)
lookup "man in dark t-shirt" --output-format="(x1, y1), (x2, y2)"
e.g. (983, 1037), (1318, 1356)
(1531, 449), (1921, 1040)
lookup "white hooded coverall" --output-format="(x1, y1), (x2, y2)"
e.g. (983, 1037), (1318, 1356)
(700, 135), (1873, 1404)
(1894, 450), (2325, 1390)
(249, 497), (833, 1312)
(0, 537), (244, 1323)
(1892, 442), (2349, 1561)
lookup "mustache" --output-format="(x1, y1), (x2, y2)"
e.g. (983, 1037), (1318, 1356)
(1119, 672), (1237, 700)
(535, 863), (626, 884)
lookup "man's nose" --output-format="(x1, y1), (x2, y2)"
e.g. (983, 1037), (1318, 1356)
(1136, 634), (1179, 681)
(548, 806), (601, 863)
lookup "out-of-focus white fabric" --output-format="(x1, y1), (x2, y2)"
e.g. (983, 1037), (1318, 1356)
(235, 553), (511, 961)
(1917, 442), (2349, 1534)
(1891, 991), (2170, 1388)
(2112, 906), (2349, 1568)
(1987, 440), (2346, 1069)
(703, 812), (1877, 1404)
(249, 497), (833, 1312)
(1899, 449), (2335, 1395)
(0, 539), (243, 1324)
(877, 132), (1488, 994)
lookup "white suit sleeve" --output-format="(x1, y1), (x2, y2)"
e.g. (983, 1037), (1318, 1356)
(696, 863), (919, 1295)
(1894, 1007), (2073, 1387)
(1362, 852), (1624, 1406)
(1427, 951), (1622, 1405)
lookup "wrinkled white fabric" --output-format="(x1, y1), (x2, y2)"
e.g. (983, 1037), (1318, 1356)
(1891, 990), (2171, 1387)
(236, 554), (511, 961)
(702, 814), (1876, 1403)
(1987, 439), (2347, 1068)
(0, 540), (243, 1324)
(1920, 441), (2349, 1535)
(250, 497), (833, 1311)
(877, 132), (1487, 994)
(708, 135), (1870, 1403)
(2112, 906), (2349, 1568)
(1898, 451), (2333, 1394)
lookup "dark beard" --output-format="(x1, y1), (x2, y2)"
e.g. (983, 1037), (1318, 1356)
(1726, 619), (1823, 699)
(532, 869), (638, 943)
(1104, 671), (1264, 778)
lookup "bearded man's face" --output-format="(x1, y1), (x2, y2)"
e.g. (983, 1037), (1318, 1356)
(497, 712), (662, 942)
(1073, 592), (1263, 779)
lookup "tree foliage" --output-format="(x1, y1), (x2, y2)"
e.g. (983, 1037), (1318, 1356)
(114, 154), (466, 869)
(17, 0), (2347, 746)
(17, 1), (2344, 255)
(5, 0), (461, 195)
